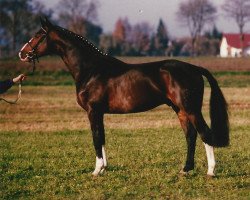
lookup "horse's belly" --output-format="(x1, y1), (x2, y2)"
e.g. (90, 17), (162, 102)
(107, 88), (163, 114)
(106, 71), (165, 113)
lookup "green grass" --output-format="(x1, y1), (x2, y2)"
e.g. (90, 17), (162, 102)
(0, 69), (248, 87)
(0, 56), (250, 199)
(0, 85), (250, 199)
(12, 70), (250, 87)
(1, 127), (249, 199)
(212, 71), (250, 87)
(1, 56), (250, 87)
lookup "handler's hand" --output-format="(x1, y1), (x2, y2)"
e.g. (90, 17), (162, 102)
(13, 74), (26, 83)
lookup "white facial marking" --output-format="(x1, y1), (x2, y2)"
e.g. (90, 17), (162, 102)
(20, 43), (28, 52)
(204, 143), (216, 176)
(19, 39), (34, 62)
(19, 43), (30, 62)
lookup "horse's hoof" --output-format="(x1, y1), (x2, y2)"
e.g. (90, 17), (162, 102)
(92, 167), (105, 177)
(179, 169), (188, 176)
(206, 173), (216, 179)
(92, 171), (99, 177)
(92, 169), (101, 177)
(100, 167), (106, 174)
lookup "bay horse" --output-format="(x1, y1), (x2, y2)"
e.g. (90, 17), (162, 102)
(19, 18), (229, 177)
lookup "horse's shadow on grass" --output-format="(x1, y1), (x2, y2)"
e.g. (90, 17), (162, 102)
(77, 168), (93, 174)
(216, 170), (248, 179)
(77, 165), (127, 174)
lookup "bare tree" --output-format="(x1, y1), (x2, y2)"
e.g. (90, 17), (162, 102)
(113, 18), (127, 44)
(0, 0), (50, 56)
(222, 0), (250, 56)
(177, 0), (216, 56)
(112, 18), (133, 55)
(56, 0), (99, 35)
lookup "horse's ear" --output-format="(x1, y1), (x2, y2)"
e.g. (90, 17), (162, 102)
(40, 16), (46, 28)
(40, 16), (53, 30)
(45, 17), (53, 27)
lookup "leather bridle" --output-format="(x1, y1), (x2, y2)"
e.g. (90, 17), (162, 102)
(25, 27), (48, 73)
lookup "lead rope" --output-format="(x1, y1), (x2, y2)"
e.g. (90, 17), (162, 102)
(0, 47), (38, 105)
(1, 28), (41, 105)
(0, 82), (22, 104)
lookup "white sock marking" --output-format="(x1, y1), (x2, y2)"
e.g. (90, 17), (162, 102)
(92, 157), (104, 176)
(92, 146), (107, 176)
(204, 143), (216, 176)
(102, 145), (107, 167)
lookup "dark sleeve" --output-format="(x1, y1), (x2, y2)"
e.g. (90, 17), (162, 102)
(0, 79), (14, 94)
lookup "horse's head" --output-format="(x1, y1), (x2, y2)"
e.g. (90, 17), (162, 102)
(19, 17), (53, 62)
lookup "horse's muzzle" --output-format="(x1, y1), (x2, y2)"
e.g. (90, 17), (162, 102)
(19, 51), (29, 62)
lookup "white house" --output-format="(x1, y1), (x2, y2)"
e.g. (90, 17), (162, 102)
(220, 33), (250, 57)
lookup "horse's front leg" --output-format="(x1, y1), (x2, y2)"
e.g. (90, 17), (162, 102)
(88, 109), (107, 176)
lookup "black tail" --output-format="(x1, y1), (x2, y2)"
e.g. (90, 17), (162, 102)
(198, 67), (229, 147)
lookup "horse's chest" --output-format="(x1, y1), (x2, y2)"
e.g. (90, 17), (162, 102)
(76, 90), (89, 110)
(76, 84), (106, 111)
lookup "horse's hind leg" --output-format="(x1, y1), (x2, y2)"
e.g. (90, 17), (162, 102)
(177, 111), (197, 175)
(188, 113), (216, 177)
(203, 143), (215, 177)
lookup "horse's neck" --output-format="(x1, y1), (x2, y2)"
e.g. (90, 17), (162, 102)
(59, 43), (102, 82)
(61, 51), (81, 80)
(52, 33), (122, 82)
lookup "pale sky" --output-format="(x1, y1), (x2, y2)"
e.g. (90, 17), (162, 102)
(39, 0), (250, 38)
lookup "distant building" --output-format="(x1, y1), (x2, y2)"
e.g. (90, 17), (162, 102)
(220, 33), (250, 57)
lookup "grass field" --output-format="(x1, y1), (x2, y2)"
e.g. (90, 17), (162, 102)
(0, 57), (250, 199)
(1, 56), (250, 87)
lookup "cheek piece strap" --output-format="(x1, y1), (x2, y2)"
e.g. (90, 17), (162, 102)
(26, 27), (48, 74)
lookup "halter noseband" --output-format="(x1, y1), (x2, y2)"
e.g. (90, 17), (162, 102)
(26, 27), (48, 73)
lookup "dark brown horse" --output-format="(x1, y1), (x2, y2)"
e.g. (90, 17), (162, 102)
(19, 18), (229, 177)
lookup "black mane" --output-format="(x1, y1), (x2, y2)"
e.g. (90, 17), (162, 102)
(54, 25), (107, 56)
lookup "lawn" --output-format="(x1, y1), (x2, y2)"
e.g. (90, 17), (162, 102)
(1, 56), (250, 87)
(0, 86), (249, 199)
(0, 57), (250, 199)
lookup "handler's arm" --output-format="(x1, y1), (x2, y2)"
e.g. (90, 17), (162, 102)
(0, 79), (14, 94)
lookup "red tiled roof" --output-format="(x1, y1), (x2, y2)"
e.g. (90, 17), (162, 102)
(223, 33), (250, 49)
